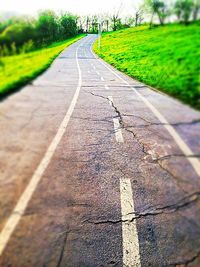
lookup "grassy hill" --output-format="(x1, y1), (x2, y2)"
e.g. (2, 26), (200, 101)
(0, 35), (84, 97)
(94, 23), (200, 109)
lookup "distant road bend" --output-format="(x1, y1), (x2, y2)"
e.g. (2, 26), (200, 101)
(0, 35), (200, 266)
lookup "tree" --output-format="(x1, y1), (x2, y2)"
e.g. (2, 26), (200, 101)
(123, 16), (135, 28)
(86, 16), (90, 33)
(174, 0), (194, 23)
(36, 10), (59, 43)
(144, 0), (168, 26)
(106, 19), (109, 31)
(77, 16), (84, 33)
(90, 15), (98, 33)
(100, 14), (110, 32)
(192, 0), (200, 20)
(59, 13), (78, 38)
(134, 8), (144, 26)
(110, 3), (123, 31)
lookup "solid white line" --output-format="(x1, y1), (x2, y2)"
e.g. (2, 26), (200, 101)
(108, 96), (113, 106)
(0, 37), (85, 256)
(113, 118), (124, 143)
(105, 85), (109, 90)
(91, 47), (200, 177)
(120, 178), (141, 267)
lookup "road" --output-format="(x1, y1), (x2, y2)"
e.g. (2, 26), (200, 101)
(0, 35), (200, 267)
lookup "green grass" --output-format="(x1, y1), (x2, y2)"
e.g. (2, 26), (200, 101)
(94, 23), (200, 109)
(0, 35), (84, 96)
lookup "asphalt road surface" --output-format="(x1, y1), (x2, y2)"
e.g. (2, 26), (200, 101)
(0, 35), (200, 267)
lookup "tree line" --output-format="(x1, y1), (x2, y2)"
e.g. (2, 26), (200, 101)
(0, 11), (78, 56)
(0, 0), (199, 56)
(143, 0), (200, 27)
(78, 0), (199, 34)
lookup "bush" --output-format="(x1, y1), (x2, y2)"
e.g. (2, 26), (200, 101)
(0, 22), (36, 48)
(19, 40), (35, 53)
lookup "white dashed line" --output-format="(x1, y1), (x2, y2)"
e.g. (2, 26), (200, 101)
(113, 118), (124, 143)
(105, 85), (109, 90)
(108, 96), (113, 106)
(120, 178), (141, 267)
(101, 77), (105, 81)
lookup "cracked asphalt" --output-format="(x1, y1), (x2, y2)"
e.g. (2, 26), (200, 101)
(0, 35), (200, 267)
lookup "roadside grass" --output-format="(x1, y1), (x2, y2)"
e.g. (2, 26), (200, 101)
(94, 23), (200, 109)
(0, 35), (84, 96)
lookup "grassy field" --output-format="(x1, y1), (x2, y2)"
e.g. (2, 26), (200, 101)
(94, 23), (200, 109)
(0, 35), (84, 96)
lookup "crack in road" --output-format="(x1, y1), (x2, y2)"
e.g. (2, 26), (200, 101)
(55, 230), (70, 267)
(20, 104), (42, 131)
(83, 191), (200, 225)
(122, 114), (200, 127)
(169, 249), (200, 266)
(84, 90), (200, 265)
(86, 90), (200, 192)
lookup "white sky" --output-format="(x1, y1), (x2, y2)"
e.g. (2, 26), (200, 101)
(0, 0), (142, 16)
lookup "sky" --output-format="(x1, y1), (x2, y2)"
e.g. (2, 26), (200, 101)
(0, 0), (142, 16)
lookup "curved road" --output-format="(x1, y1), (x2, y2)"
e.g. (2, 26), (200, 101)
(0, 35), (200, 266)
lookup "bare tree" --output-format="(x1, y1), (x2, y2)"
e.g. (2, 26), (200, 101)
(144, 0), (168, 27)
(110, 3), (123, 31)
(90, 15), (98, 33)
(106, 19), (109, 31)
(193, 0), (200, 20)
(86, 16), (90, 33)
(98, 13), (110, 32)
(135, 8), (144, 26)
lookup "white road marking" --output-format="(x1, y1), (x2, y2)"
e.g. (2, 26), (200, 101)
(108, 96), (113, 106)
(132, 91), (200, 176)
(88, 70), (91, 74)
(120, 178), (141, 267)
(91, 47), (200, 177)
(96, 71), (100, 75)
(101, 77), (105, 81)
(0, 38), (85, 256)
(105, 85), (109, 90)
(113, 118), (124, 143)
